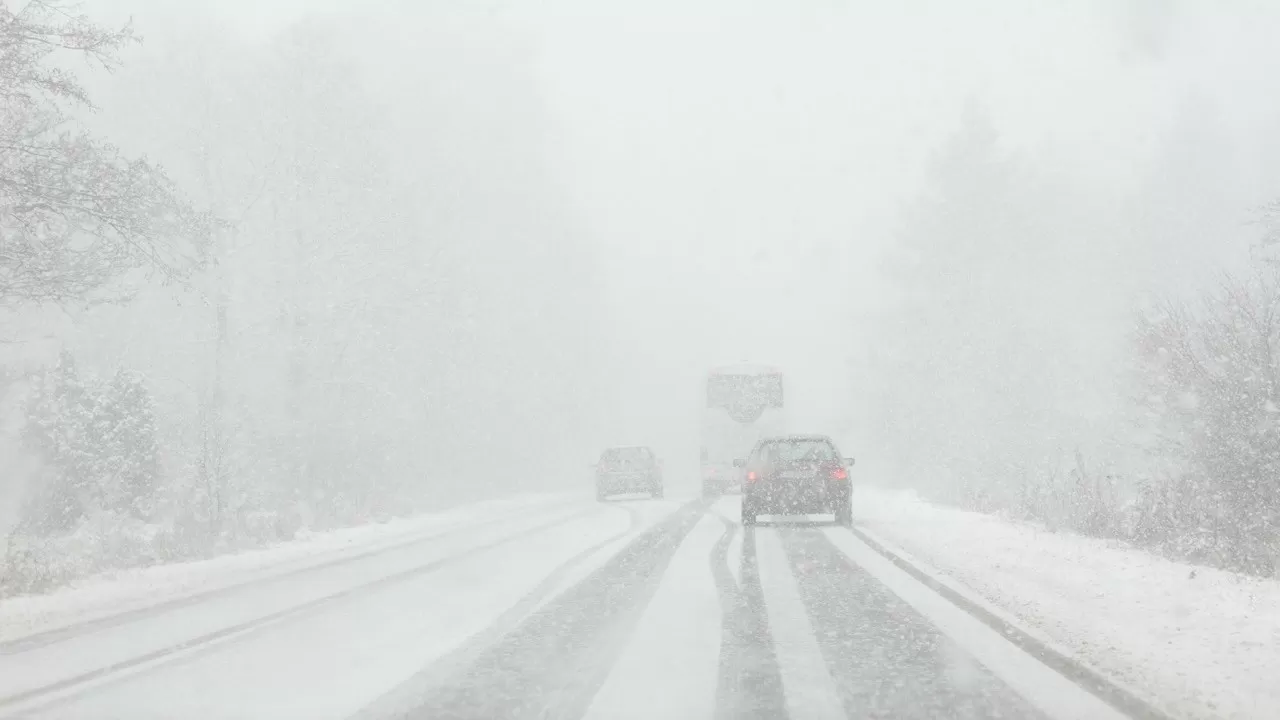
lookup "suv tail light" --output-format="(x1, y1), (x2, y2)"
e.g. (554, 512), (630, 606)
(830, 466), (848, 480)
(746, 470), (759, 482)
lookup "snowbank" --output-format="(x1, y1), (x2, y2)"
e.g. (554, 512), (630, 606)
(0, 493), (573, 645)
(853, 483), (1280, 720)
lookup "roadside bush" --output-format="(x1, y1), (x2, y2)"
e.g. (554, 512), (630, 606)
(1015, 452), (1127, 539)
(1129, 271), (1280, 575)
(2, 511), (173, 595)
(2, 354), (173, 595)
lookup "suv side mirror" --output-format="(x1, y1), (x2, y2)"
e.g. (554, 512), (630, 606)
(732, 458), (745, 468)
(844, 457), (855, 466)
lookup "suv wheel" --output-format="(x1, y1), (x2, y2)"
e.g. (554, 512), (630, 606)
(835, 499), (852, 526)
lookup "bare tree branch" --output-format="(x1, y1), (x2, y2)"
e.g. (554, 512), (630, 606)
(0, 0), (217, 308)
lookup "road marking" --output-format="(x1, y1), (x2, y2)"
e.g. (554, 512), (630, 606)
(581, 513), (724, 720)
(755, 528), (846, 720)
(824, 528), (1128, 720)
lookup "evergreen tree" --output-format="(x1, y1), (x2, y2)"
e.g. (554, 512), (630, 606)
(21, 354), (161, 536)
(22, 351), (94, 535)
(93, 370), (161, 518)
(870, 98), (1124, 519)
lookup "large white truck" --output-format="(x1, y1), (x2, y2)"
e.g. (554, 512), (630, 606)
(700, 364), (786, 495)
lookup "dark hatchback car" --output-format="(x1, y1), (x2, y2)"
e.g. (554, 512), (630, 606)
(736, 434), (853, 526)
(594, 446), (664, 501)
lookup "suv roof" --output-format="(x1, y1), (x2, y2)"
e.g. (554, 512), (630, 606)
(758, 434), (835, 443)
(709, 363), (782, 375)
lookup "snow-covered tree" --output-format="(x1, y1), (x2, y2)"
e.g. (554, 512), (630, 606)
(867, 99), (1132, 527)
(874, 103), (1056, 498)
(1133, 271), (1280, 574)
(19, 352), (160, 536)
(0, 0), (216, 307)
(92, 369), (160, 517)
(20, 351), (91, 535)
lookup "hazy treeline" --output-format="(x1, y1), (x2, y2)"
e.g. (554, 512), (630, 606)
(1, 2), (599, 593)
(860, 95), (1280, 576)
(6, 0), (1280, 594)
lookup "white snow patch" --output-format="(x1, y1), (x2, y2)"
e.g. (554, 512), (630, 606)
(756, 528), (845, 720)
(583, 513), (724, 720)
(708, 495), (742, 588)
(9, 504), (632, 720)
(532, 497), (687, 612)
(727, 522), (743, 589)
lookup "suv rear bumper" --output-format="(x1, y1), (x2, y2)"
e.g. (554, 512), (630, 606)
(744, 481), (848, 514)
(597, 474), (658, 494)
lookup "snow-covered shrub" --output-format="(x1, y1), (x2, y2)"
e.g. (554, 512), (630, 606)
(1013, 452), (1126, 539)
(21, 353), (160, 534)
(3, 354), (172, 594)
(1132, 271), (1280, 575)
(2, 511), (173, 594)
(1130, 472), (1224, 565)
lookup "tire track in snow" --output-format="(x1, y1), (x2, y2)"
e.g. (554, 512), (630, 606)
(710, 515), (790, 720)
(351, 502), (644, 720)
(390, 498), (709, 720)
(779, 527), (1049, 720)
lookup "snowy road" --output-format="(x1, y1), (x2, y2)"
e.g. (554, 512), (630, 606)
(0, 494), (1135, 720)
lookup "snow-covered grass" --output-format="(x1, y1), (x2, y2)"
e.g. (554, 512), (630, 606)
(0, 493), (574, 645)
(853, 483), (1280, 720)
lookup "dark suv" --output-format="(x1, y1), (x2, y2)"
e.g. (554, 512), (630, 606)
(737, 434), (853, 525)
(594, 446), (664, 501)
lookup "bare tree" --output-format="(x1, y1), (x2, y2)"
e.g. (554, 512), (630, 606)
(1135, 268), (1280, 574)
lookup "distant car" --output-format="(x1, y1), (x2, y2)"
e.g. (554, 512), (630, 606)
(594, 446), (664, 501)
(737, 434), (853, 526)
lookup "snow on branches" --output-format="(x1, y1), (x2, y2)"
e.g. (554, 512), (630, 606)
(1133, 271), (1280, 574)
(21, 351), (159, 535)
(0, 0), (217, 307)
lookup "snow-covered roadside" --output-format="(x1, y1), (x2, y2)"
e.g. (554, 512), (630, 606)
(0, 493), (575, 645)
(852, 484), (1280, 720)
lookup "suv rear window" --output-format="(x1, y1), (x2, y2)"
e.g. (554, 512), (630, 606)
(600, 447), (653, 468)
(753, 439), (836, 464)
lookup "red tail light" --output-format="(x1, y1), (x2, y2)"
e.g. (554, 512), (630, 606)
(830, 466), (848, 480)
(746, 470), (759, 482)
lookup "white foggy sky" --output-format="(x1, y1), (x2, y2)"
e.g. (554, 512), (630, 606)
(521, 0), (1271, 449)
(68, 0), (1280, 469)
